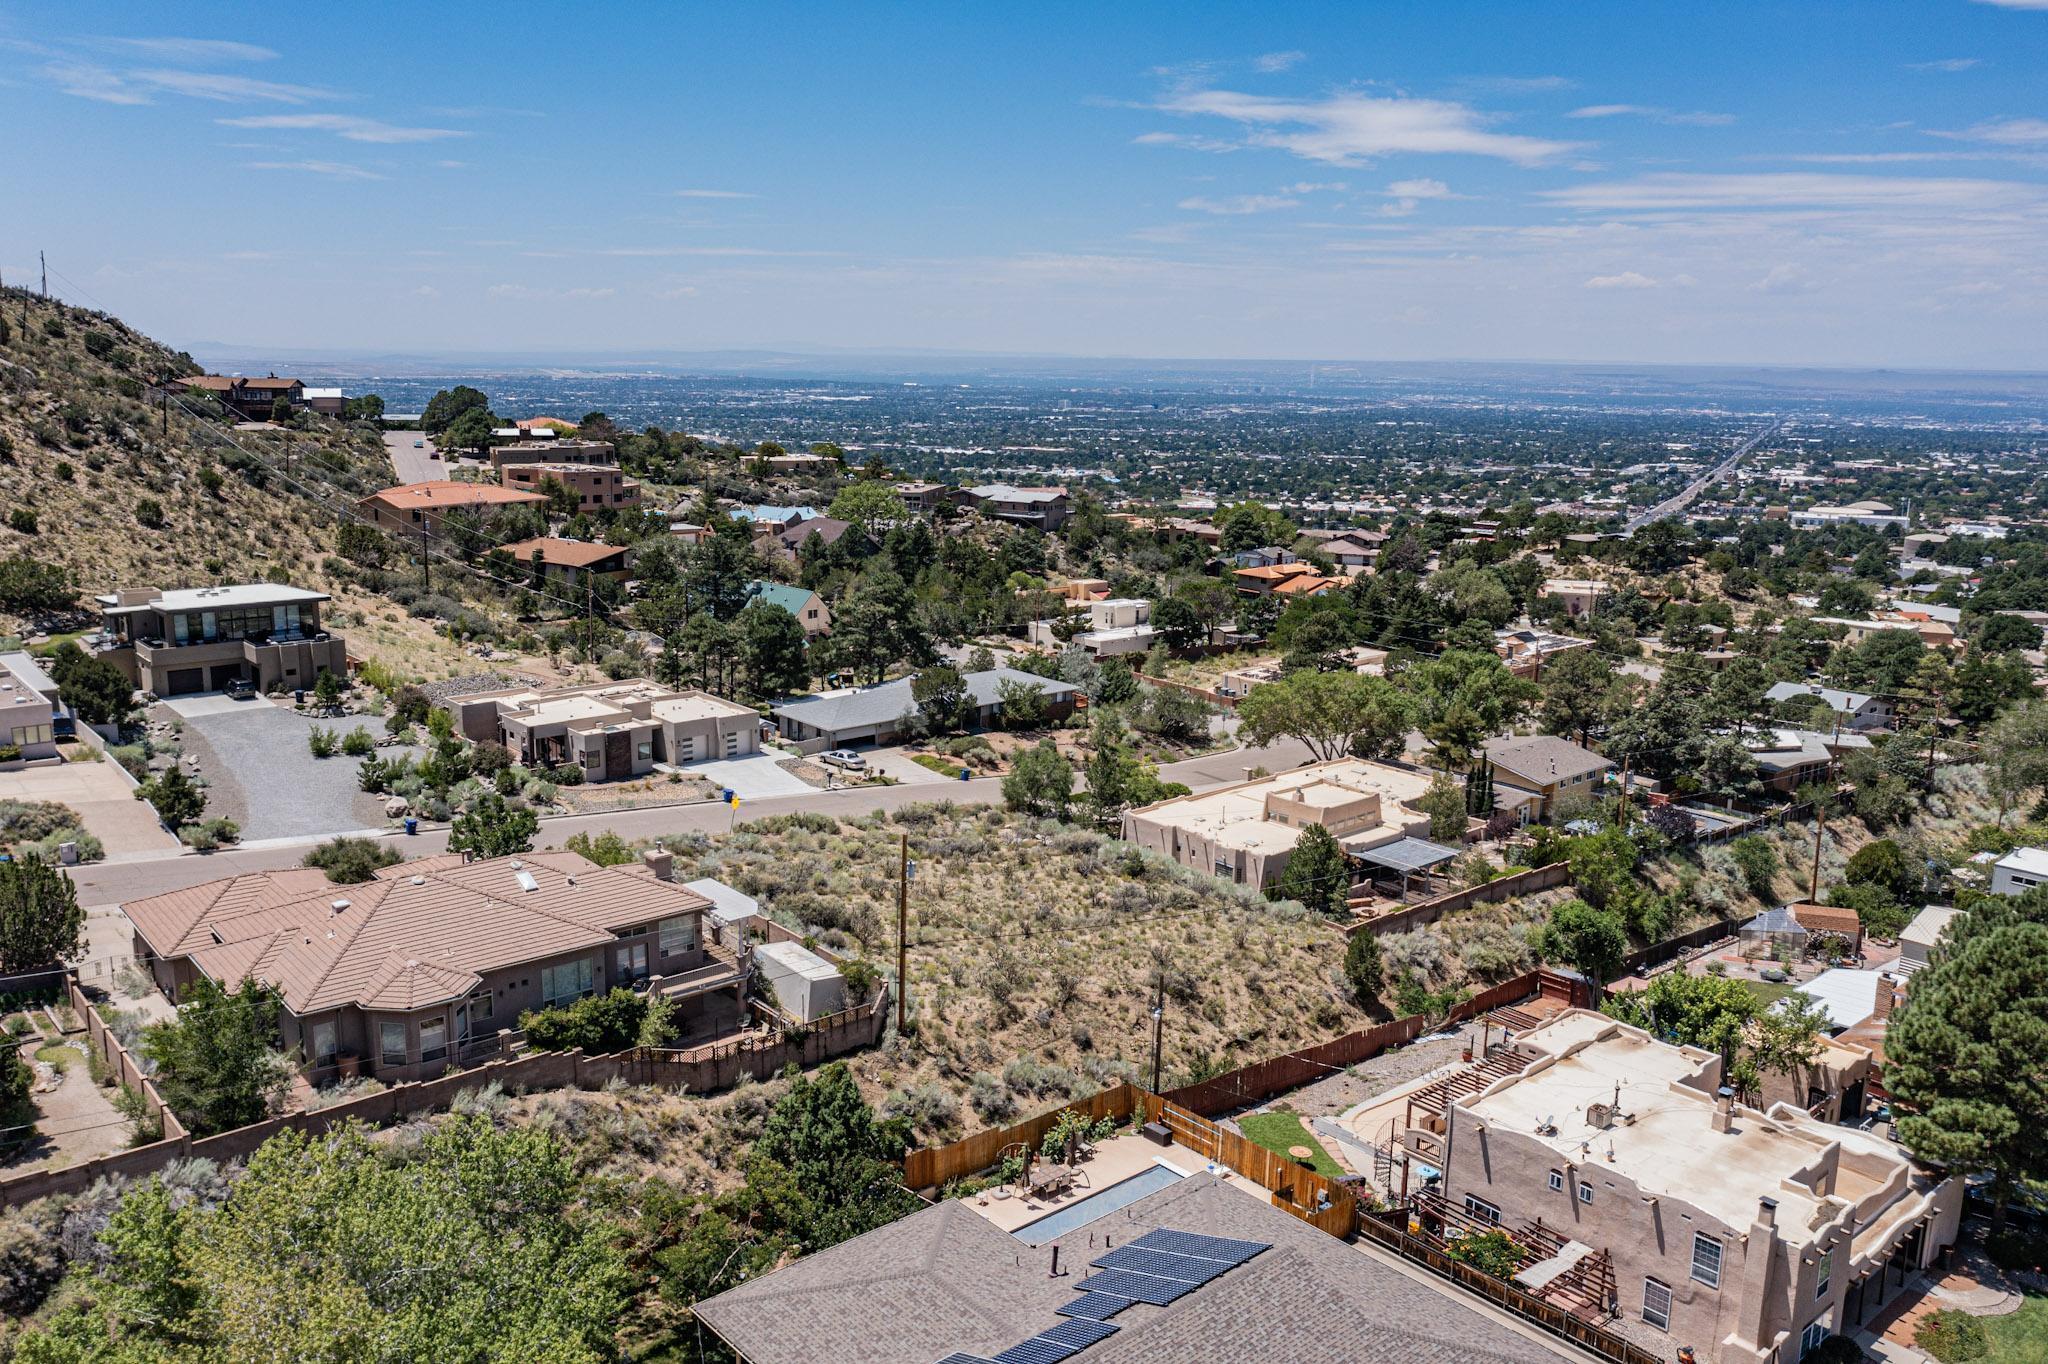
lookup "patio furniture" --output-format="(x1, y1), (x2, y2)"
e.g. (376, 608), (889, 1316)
(1029, 1162), (1075, 1198)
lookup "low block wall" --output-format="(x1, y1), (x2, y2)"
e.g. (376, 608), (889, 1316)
(1347, 861), (1572, 938)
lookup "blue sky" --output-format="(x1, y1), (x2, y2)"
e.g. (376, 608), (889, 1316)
(4, 1), (2046, 368)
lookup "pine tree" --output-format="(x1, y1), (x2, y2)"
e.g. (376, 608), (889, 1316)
(1276, 824), (1351, 917)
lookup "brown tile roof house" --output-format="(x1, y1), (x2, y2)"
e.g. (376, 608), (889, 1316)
(694, 1174), (1578, 1364)
(358, 479), (548, 537)
(498, 536), (634, 582)
(124, 850), (745, 1084)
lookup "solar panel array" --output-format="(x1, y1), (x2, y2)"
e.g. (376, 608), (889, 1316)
(929, 1227), (1269, 1364)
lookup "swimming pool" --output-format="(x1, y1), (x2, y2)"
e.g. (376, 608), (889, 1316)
(1012, 1163), (1188, 1246)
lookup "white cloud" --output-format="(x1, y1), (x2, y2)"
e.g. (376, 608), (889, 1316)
(1155, 87), (1581, 167)
(1540, 171), (2047, 211)
(1253, 51), (1305, 73)
(1178, 193), (1301, 215)
(1132, 130), (1240, 153)
(1749, 264), (1815, 294)
(1386, 177), (1452, 199)
(1452, 75), (1576, 95)
(1935, 117), (2048, 145)
(43, 61), (150, 104)
(488, 284), (618, 300)
(1972, 0), (2048, 8)
(217, 113), (466, 143)
(1284, 181), (1348, 193)
(104, 38), (278, 63)
(413, 285), (439, 297)
(129, 68), (335, 102)
(1584, 271), (1658, 289)
(1907, 58), (1982, 72)
(1567, 103), (1735, 126)
(672, 189), (759, 199)
(245, 160), (384, 181)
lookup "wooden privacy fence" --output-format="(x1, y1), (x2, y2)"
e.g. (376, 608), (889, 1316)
(903, 1082), (1141, 1191)
(1159, 970), (1558, 1118)
(1346, 861), (1572, 938)
(1136, 1092), (1356, 1239)
(1357, 1209), (1662, 1364)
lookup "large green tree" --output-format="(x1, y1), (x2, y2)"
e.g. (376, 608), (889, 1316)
(140, 978), (288, 1135)
(1536, 899), (1628, 1002)
(1235, 669), (1413, 762)
(447, 793), (539, 860)
(748, 1062), (920, 1251)
(1275, 823), (1351, 917)
(1887, 904), (2048, 1232)
(1537, 646), (1617, 746)
(1001, 740), (1073, 818)
(0, 854), (84, 973)
(45, 643), (137, 728)
(1401, 650), (1537, 769)
(737, 601), (811, 696)
(15, 1116), (625, 1363)
(420, 384), (490, 434)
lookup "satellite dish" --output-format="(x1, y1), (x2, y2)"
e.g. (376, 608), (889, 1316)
(1586, 1102), (1615, 1129)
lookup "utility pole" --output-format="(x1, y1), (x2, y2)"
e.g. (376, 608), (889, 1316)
(1616, 754), (1631, 827)
(1925, 692), (1942, 778)
(1148, 972), (1166, 1095)
(1808, 801), (1827, 903)
(896, 832), (909, 1035)
(419, 526), (431, 592)
(40, 252), (47, 298)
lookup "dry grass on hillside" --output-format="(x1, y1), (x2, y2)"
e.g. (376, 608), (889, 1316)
(667, 805), (1367, 1143)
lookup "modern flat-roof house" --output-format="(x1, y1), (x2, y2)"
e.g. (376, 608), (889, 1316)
(1482, 734), (1613, 824)
(301, 386), (347, 416)
(167, 373), (304, 420)
(771, 667), (1077, 749)
(1765, 682), (1893, 733)
(1431, 1010), (1959, 1364)
(93, 583), (346, 697)
(893, 480), (950, 514)
(1494, 627), (1594, 681)
(1791, 503), (1909, 531)
(358, 480), (549, 537)
(499, 461), (641, 513)
(695, 1171), (1582, 1364)
(1541, 578), (1612, 620)
(0, 653), (58, 760)
(123, 849), (747, 1085)
(497, 536), (634, 584)
(446, 678), (762, 776)
(1990, 846), (2048, 896)
(487, 438), (617, 472)
(1121, 757), (1447, 892)
(958, 483), (1070, 531)
(744, 579), (832, 635)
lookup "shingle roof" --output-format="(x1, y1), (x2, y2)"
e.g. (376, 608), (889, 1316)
(771, 668), (1078, 736)
(1483, 734), (1614, 786)
(361, 480), (550, 511)
(695, 1174), (1572, 1364)
(746, 580), (816, 614)
(124, 851), (712, 1016)
(499, 537), (630, 569)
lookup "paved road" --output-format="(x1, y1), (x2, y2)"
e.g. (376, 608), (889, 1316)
(1623, 419), (1781, 532)
(382, 430), (442, 484)
(65, 738), (1315, 908)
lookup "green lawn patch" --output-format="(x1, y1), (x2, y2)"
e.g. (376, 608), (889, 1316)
(1739, 980), (1796, 1008)
(1237, 1111), (1344, 1179)
(911, 753), (964, 776)
(29, 629), (93, 657)
(35, 1039), (74, 1072)
(1986, 1294), (2048, 1361)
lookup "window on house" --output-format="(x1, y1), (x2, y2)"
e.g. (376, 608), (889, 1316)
(1800, 1322), (1830, 1358)
(1549, 1170), (1565, 1192)
(1463, 1196), (1501, 1226)
(636, 740), (653, 762)
(1692, 1233), (1723, 1288)
(1642, 1278), (1672, 1331)
(379, 1021), (407, 1066)
(310, 1019), (337, 1065)
(1815, 1250), (1832, 1299)
(616, 942), (649, 983)
(419, 1017), (448, 1062)
(1579, 1184), (1594, 1205)
(659, 915), (699, 957)
(541, 957), (595, 1007)
(11, 724), (52, 748)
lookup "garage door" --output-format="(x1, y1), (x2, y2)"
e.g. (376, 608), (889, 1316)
(163, 668), (205, 696)
(210, 665), (245, 690)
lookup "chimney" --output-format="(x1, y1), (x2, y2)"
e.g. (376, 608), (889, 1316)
(642, 848), (675, 882)
(1756, 1195), (1777, 1229)
(1873, 973), (1900, 1021)
(1711, 1086), (1735, 1135)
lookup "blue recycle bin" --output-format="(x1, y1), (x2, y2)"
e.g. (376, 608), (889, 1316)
(404, 817), (419, 835)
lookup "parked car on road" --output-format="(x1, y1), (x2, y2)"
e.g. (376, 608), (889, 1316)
(819, 750), (867, 771)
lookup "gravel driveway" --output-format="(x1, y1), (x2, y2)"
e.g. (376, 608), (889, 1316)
(166, 702), (398, 841)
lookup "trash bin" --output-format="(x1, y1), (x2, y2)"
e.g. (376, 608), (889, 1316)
(722, 788), (734, 803)
(959, 768), (970, 780)
(404, 817), (419, 836)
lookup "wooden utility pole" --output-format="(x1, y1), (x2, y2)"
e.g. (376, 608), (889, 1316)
(1617, 754), (1631, 827)
(896, 833), (909, 1034)
(1148, 972), (1166, 1095)
(1925, 693), (1942, 776)
(419, 526), (431, 592)
(1808, 802), (1827, 903)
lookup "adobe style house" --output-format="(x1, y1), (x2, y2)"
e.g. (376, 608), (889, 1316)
(167, 373), (304, 420)
(497, 536), (633, 585)
(445, 677), (762, 776)
(123, 848), (748, 1085)
(1541, 577), (1612, 620)
(358, 480), (549, 538)
(498, 461), (642, 512)
(744, 579), (832, 635)
(93, 583), (346, 697)
(487, 438), (617, 473)
(893, 480), (950, 514)
(0, 654), (58, 760)
(1424, 1011), (1957, 1364)
(1481, 734), (1614, 824)
(957, 483), (1070, 531)
(1120, 757), (1450, 892)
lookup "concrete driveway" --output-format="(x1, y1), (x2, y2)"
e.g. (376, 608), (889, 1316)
(864, 746), (954, 785)
(682, 753), (817, 799)
(166, 700), (395, 842)
(0, 758), (179, 858)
